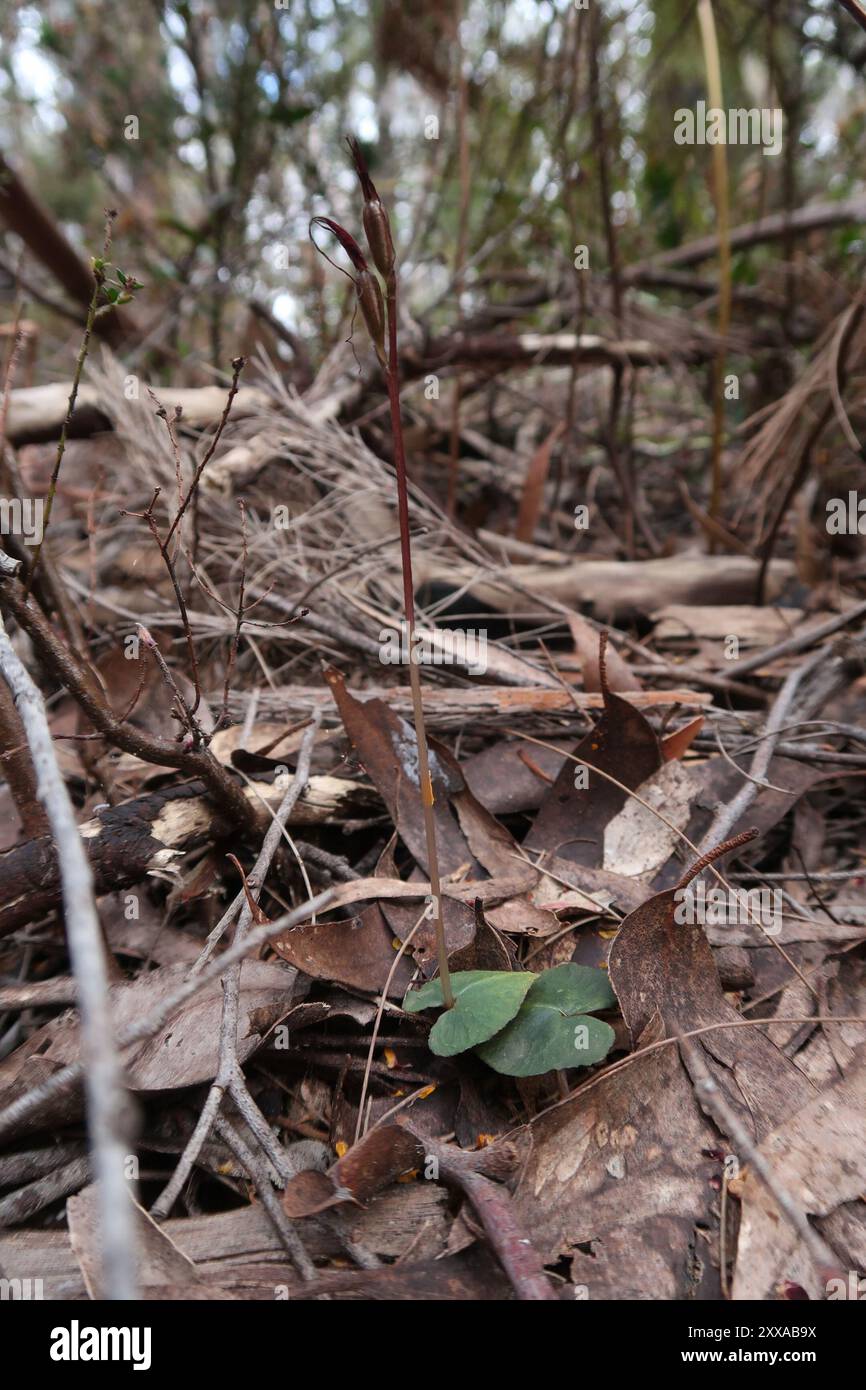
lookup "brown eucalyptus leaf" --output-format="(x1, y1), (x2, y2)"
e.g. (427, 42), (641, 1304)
(608, 832), (815, 1140)
(733, 1047), (866, 1299)
(282, 1125), (425, 1217)
(526, 633), (661, 866)
(270, 902), (414, 996)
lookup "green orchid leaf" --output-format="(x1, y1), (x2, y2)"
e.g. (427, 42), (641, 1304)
(524, 963), (616, 1014)
(403, 971), (537, 1057)
(476, 964), (616, 1076)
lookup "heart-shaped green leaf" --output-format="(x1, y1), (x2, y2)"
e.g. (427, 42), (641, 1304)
(525, 963), (616, 1014)
(476, 964), (616, 1076)
(402, 971), (537, 1056)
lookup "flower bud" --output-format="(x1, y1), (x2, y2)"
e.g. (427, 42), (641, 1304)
(362, 201), (395, 279)
(347, 135), (395, 278)
(309, 213), (387, 366)
(309, 216), (368, 273)
(356, 268), (387, 367)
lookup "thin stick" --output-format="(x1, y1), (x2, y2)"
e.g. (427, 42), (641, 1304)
(214, 1117), (316, 1281)
(697, 0), (731, 538)
(835, 0), (866, 39)
(355, 911), (425, 1144)
(719, 1165), (730, 1298)
(26, 211), (115, 593)
(696, 645), (825, 853)
(150, 713), (322, 1220)
(724, 598), (866, 678)
(0, 613), (137, 1299)
(422, 1134), (559, 1301)
(220, 498), (248, 727)
(680, 1037), (844, 1289)
(164, 355), (246, 553)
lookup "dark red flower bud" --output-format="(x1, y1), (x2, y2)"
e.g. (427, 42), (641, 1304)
(356, 268), (387, 367)
(309, 213), (387, 366)
(309, 216), (368, 273)
(346, 136), (395, 278)
(346, 135), (380, 204)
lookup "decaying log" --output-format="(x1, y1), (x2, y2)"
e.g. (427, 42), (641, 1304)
(403, 331), (706, 377)
(0, 774), (375, 937)
(225, 681), (710, 727)
(414, 554), (798, 621)
(6, 336), (708, 447)
(6, 382), (272, 446)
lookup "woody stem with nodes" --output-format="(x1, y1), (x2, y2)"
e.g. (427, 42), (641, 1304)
(310, 138), (454, 1008)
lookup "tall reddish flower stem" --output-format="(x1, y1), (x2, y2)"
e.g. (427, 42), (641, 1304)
(384, 270), (453, 1008)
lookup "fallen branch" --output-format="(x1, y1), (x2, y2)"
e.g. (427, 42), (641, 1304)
(6, 380), (271, 446)
(0, 772), (375, 937)
(624, 196), (866, 278)
(405, 330), (706, 376)
(697, 644), (829, 853)
(415, 1132), (559, 1301)
(225, 681), (711, 727)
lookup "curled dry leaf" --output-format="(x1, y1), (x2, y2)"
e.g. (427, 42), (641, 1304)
(281, 1124), (425, 1217)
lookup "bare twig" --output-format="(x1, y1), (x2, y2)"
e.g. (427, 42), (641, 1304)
(214, 1116), (316, 1281)
(0, 574), (256, 829)
(220, 498), (249, 728)
(420, 1133), (559, 1301)
(0, 612), (138, 1299)
(697, 644), (826, 853)
(680, 1037), (844, 1290)
(150, 714), (322, 1220)
(724, 599), (866, 678)
(164, 356), (246, 554)
(26, 211), (116, 592)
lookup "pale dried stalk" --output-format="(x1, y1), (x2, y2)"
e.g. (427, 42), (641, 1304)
(0, 612), (137, 1299)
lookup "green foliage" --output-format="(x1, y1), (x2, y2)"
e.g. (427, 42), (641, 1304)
(477, 965), (616, 1076)
(93, 264), (144, 315)
(403, 971), (536, 1057)
(403, 964), (615, 1075)
(265, 103), (317, 129)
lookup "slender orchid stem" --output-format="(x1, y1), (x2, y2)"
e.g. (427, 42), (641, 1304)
(384, 270), (453, 1008)
(315, 139), (454, 1008)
